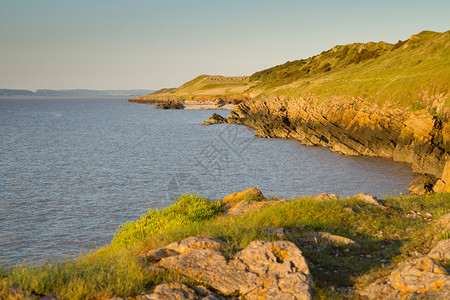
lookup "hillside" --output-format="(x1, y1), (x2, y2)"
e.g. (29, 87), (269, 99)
(247, 30), (450, 114)
(135, 30), (449, 116)
(133, 75), (253, 103)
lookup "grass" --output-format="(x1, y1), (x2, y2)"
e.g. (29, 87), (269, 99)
(1, 192), (449, 299)
(134, 30), (450, 117)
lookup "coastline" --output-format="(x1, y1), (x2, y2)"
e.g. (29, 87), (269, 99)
(2, 188), (449, 299)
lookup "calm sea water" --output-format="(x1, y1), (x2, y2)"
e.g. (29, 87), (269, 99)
(0, 97), (414, 264)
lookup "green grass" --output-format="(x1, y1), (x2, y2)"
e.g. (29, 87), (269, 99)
(136, 30), (450, 116)
(248, 30), (450, 112)
(1, 193), (449, 299)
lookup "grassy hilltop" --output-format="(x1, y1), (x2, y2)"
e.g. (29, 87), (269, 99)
(139, 30), (450, 113)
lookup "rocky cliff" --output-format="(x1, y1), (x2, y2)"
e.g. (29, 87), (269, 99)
(227, 95), (450, 185)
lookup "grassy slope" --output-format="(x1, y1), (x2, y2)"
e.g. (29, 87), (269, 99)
(140, 30), (450, 111)
(140, 75), (254, 100)
(1, 193), (449, 299)
(249, 30), (450, 109)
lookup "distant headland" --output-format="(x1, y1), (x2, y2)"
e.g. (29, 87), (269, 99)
(0, 89), (155, 97)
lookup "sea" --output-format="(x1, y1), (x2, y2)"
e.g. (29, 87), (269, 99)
(0, 97), (415, 264)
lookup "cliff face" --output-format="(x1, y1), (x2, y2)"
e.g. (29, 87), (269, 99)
(227, 95), (450, 179)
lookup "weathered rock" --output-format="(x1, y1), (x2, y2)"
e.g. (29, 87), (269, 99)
(312, 192), (339, 200)
(223, 200), (277, 216)
(137, 282), (198, 300)
(352, 193), (385, 207)
(408, 174), (436, 195)
(428, 239), (450, 261)
(155, 99), (184, 109)
(433, 161), (450, 193)
(389, 257), (449, 297)
(221, 187), (267, 204)
(156, 237), (312, 299)
(259, 227), (290, 238)
(143, 248), (180, 263)
(435, 213), (450, 233)
(165, 236), (227, 253)
(300, 232), (359, 247)
(361, 256), (450, 299)
(202, 113), (228, 125)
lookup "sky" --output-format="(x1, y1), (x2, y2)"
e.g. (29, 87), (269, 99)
(0, 0), (449, 91)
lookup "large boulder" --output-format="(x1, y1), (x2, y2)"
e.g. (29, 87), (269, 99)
(154, 236), (313, 299)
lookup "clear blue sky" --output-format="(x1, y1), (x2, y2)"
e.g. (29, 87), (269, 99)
(0, 0), (449, 90)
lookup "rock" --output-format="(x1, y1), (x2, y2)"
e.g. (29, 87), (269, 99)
(155, 99), (184, 109)
(433, 161), (450, 193)
(300, 232), (359, 247)
(361, 256), (450, 299)
(436, 213), (450, 233)
(312, 192), (339, 200)
(202, 113), (228, 125)
(165, 236), (227, 253)
(428, 239), (450, 261)
(389, 257), (449, 297)
(223, 200), (277, 216)
(137, 282), (198, 300)
(259, 227), (289, 238)
(143, 248), (180, 263)
(156, 237), (313, 299)
(408, 174), (436, 195)
(351, 193), (385, 207)
(221, 187), (267, 204)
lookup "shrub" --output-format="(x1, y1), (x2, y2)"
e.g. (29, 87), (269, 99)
(109, 194), (222, 249)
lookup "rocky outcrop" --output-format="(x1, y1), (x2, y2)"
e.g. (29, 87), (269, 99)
(201, 113), (228, 125)
(226, 96), (450, 181)
(145, 236), (313, 299)
(222, 187), (267, 204)
(408, 175), (437, 195)
(155, 99), (185, 109)
(361, 256), (450, 299)
(433, 161), (450, 193)
(428, 239), (450, 261)
(435, 213), (450, 233)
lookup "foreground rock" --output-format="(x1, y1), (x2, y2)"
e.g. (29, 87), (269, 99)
(351, 193), (386, 207)
(202, 113), (228, 125)
(361, 256), (450, 299)
(361, 214), (450, 299)
(146, 236), (313, 299)
(408, 174), (436, 195)
(435, 213), (450, 233)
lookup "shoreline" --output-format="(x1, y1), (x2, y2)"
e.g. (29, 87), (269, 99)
(2, 188), (449, 299)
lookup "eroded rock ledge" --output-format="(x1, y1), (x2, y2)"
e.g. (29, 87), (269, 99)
(223, 96), (450, 191)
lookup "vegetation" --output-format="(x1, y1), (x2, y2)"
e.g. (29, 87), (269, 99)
(137, 75), (253, 100)
(137, 30), (450, 114)
(1, 192), (449, 299)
